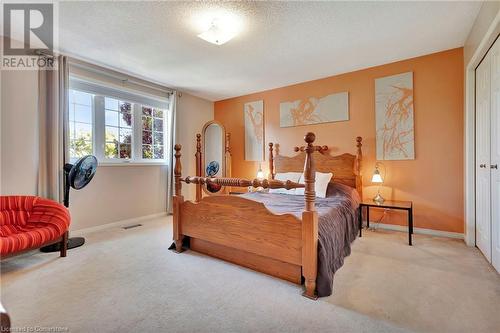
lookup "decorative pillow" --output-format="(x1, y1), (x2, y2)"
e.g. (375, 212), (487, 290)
(295, 172), (333, 198)
(269, 172), (303, 195)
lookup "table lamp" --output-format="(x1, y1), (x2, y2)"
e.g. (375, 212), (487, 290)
(248, 163), (265, 193)
(372, 162), (385, 204)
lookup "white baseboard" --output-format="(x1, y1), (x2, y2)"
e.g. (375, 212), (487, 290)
(369, 222), (464, 239)
(70, 212), (168, 236)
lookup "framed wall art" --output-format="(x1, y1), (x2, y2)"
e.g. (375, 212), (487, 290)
(375, 72), (415, 160)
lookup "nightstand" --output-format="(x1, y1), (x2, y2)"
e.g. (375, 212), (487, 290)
(359, 200), (414, 245)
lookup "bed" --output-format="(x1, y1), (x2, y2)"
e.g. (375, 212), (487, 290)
(172, 132), (363, 299)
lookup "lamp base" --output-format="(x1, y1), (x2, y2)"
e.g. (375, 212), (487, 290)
(373, 193), (385, 204)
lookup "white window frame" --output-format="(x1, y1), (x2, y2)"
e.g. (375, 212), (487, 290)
(68, 77), (171, 166)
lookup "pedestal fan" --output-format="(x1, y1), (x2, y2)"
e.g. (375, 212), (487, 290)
(40, 155), (98, 252)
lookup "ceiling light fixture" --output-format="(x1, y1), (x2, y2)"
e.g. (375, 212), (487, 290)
(195, 10), (242, 46)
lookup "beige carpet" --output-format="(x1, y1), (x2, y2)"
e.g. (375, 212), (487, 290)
(1, 216), (499, 333)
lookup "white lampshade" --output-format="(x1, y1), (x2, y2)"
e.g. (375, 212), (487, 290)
(256, 163), (264, 179)
(372, 169), (383, 183)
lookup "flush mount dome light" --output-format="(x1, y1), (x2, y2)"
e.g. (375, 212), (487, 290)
(195, 11), (242, 45)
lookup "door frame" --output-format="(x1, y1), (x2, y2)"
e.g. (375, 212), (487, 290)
(465, 12), (500, 246)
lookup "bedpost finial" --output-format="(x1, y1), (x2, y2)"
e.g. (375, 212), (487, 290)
(304, 132), (315, 144)
(174, 144), (182, 196)
(268, 142), (275, 179)
(174, 144), (182, 174)
(356, 137), (362, 157)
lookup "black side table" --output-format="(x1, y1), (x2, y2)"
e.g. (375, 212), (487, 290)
(359, 200), (414, 245)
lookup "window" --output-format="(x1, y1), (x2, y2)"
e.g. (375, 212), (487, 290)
(68, 90), (94, 159)
(104, 98), (133, 159)
(68, 80), (171, 165)
(141, 106), (164, 159)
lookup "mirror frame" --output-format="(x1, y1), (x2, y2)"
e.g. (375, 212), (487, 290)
(201, 120), (227, 195)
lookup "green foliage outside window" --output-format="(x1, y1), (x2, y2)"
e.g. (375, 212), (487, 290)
(70, 132), (92, 158)
(105, 131), (119, 158)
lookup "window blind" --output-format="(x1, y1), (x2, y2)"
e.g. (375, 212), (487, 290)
(68, 58), (172, 109)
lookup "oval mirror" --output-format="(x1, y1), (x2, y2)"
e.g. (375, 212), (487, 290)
(202, 121), (226, 194)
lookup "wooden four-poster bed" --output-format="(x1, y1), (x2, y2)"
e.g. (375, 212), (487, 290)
(172, 132), (363, 299)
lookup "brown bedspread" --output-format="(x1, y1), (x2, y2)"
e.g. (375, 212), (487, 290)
(241, 183), (360, 297)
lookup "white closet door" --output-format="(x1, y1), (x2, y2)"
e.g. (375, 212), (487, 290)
(490, 37), (500, 272)
(476, 53), (491, 261)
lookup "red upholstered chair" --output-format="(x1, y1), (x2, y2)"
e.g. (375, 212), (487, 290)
(0, 196), (70, 258)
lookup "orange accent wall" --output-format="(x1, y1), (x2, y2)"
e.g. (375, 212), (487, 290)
(215, 48), (464, 233)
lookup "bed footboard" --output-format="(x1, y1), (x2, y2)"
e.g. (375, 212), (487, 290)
(181, 196), (302, 264)
(190, 238), (302, 283)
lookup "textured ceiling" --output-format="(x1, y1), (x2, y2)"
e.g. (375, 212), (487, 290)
(59, 1), (481, 101)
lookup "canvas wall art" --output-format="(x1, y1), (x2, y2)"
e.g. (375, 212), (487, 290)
(279, 92), (349, 128)
(244, 100), (264, 161)
(375, 72), (415, 160)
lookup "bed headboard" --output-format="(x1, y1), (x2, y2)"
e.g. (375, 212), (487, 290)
(269, 137), (363, 197)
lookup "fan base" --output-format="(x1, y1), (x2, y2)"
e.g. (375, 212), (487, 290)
(40, 237), (85, 253)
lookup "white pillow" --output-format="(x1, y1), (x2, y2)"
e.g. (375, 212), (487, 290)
(269, 172), (302, 195)
(295, 172), (333, 198)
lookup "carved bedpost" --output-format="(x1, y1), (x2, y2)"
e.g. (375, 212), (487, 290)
(173, 144), (184, 252)
(303, 133), (317, 211)
(268, 142), (275, 180)
(301, 132), (318, 299)
(225, 133), (232, 193)
(225, 133), (232, 174)
(355, 136), (363, 199)
(195, 134), (202, 202)
(174, 144), (182, 196)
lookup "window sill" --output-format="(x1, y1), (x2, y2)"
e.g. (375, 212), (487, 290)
(98, 162), (168, 167)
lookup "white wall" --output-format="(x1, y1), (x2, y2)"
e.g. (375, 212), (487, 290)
(1, 70), (39, 196)
(0, 68), (214, 230)
(176, 92), (214, 201)
(69, 165), (168, 230)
